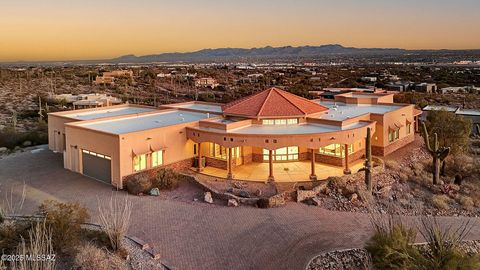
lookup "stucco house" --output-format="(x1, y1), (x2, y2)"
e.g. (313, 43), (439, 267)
(48, 87), (422, 188)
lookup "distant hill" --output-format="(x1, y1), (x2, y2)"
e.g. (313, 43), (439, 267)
(110, 44), (407, 63)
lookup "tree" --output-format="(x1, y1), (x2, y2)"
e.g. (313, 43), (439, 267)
(424, 109), (472, 155)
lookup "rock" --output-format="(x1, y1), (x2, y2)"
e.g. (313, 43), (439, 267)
(0, 147), (7, 153)
(226, 187), (234, 193)
(228, 199), (238, 207)
(349, 193), (358, 202)
(297, 189), (316, 202)
(193, 198), (198, 202)
(378, 185), (392, 198)
(254, 189), (262, 197)
(238, 190), (251, 198)
(311, 197), (321, 206)
(22, 141), (32, 147)
(149, 188), (160, 196)
(204, 192), (213, 204)
(312, 182), (327, 193)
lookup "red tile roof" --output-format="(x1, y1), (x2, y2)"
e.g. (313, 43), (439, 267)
(222, 87), (328, 118)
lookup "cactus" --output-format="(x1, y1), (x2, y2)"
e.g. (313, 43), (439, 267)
(359, 127), (373, 192)
(421, 121), (450, 185)
(475, 123), (480, 138)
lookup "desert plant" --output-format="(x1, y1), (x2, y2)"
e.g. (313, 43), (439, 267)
(97, 195), (132, 251)
(0, 184), (26, 219)
(416, 216), (480, 269)
(366, 214), (421, 270)
(0, 220), (34, 255)
(432, 195), (451, 210)
(10, 221), (55, 270)
(74, 242), (128, 270)
(37, 200), (90, 253)
(153, 168), (179, 190)
(457, 195), (474, 211)
(125, 174), (151, 195)
(421, 121), (450, 185)
(359, 127), (373, 192)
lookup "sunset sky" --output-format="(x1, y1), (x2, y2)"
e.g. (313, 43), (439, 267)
(1, 0), (479, 62)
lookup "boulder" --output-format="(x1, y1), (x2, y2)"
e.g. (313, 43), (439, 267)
(228, 199), (238, 207)
(238, 190), (251, 198)
(312, 182), (327, 194)
(297, 189), (317, 202)
(149, 188), (160, 196)
(22, 141), (32, 147)
(0, 147), (7, 153)
(311, 197), (321, 206)
(204, 192), (213, 204)
(226, 187), (234, 193)
(254, 189), (262, 197)
(349, 193), (358, 202)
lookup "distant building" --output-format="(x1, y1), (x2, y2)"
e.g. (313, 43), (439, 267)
(439, 86), (480, 94)
(385, 81), (412, 92)
(49, 93), (122, 109)
(361, 76), (377, 83)
(415, 83), (437, 93)
(94, 76), (115, 86)
(422, 105), (480, 127)
(102, 70), (133, 78)
(195, 78), (219, 88)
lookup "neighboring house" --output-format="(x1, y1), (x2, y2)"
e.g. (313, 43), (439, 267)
(195, 78), (219, 88)
(361, 76), (377, 82)
(94, 70), (133, 85)
(439, 86), (480, 94)
(94, 76), (115, 86)
(385, 81), (412, 92)
(49, 93), (122, 109)
(422, 105), (480, 126)
(415, 83), (437, 93)
(48, 87), (421, 188)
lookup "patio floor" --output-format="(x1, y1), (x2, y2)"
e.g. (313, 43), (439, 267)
(201, 160), (365, 182)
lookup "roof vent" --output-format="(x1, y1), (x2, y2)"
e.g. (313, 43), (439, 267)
(207, 113), (210, 118)
(181, 117), (185, 121)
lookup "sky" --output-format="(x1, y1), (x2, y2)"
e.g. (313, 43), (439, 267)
(1, 0), (479, 62)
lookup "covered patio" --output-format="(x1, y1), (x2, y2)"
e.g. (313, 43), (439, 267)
(199, 160), (365, 182)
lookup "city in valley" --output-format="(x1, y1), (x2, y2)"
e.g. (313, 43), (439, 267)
(1, 1), (480, 270)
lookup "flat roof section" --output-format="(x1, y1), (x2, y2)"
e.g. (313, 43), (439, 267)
(79, 110), (214, 134)
(165, 103), (223, 113)
(62, 107), (156, 121)
(317, 101), (402, 121)
(198, 121), (369, 135)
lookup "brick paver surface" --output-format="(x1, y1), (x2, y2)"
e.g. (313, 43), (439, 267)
(0, 147), (479, 270)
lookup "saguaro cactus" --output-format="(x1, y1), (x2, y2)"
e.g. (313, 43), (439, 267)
(421, 121), (450, 185)
(475, 123), (480, 138)
(360, 127), (373, 192)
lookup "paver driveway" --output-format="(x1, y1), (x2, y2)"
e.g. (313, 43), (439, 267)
(0, 146), (479, 270)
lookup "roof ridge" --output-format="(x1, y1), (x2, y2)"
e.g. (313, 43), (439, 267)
(257, 88), (276, 117)
(222, 88), (269, 110)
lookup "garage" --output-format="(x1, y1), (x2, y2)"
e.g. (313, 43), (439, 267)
(81, 150), (111, 184)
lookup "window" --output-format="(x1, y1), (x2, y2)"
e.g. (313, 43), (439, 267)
(263, 146), (299, 161)
(262, 119), (298, 125)
(209, 143), (227, 159)
(82, 149), (111, 160)
(407, 123), (412, 134)
(133, 154), (147, 172)
(388, 128), (400, 142)
(152, 151), (163, 167)
(319, 144), (353, 157)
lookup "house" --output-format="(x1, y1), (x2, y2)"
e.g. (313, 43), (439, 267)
(422, 105), (480, 127)
(48, 87), (421, 188)
(195, 77), (219, 88)
(415, 83), (437, 93)
(49, 93), (122, 109)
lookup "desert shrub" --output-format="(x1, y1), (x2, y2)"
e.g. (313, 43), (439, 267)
(410, 171), (432, 186)
(357, 188), (373, 204)
(457, 195), (474, 211)
(125, 174), (151, 195)
(0, 221), (34, 255)
(153, 168), (179, 190)
(256, 198), (270, 209)
(417, 217), (480, 270)
(81, 228), (111, 249)
(98, 195), (132, 251)
(411, 162), (425, 176)
(74, 242), (128, 270)
(11, 221), (55, 270)
(398, 172), (410, 184)
(432, 195), (451, 210)
(365, 215), (421, 270)
(447, 154), (479, 178)
(38, 200), (90, 253)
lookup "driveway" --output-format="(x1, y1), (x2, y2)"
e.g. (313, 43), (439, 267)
(0, 146), (479, 270)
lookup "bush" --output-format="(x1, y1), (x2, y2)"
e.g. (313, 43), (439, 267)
(74, 242), (128, 270)
(457, 195), (474, 211)
(153, 168), (179, 190)
(432, 195), (451, 210)
(384, 160), (399, 170)
(0, 221), (34, 255)
(327, 176), (347, 191)
(38, 200), (90, 253)
(125, 174), (151, 195)
(365, 215), (421, 269)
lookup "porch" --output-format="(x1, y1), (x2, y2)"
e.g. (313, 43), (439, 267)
(199, 160), (365, 182)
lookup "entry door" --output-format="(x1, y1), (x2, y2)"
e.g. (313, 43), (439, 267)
(82, 151), (111, 184)
(70, 146), (79, 171)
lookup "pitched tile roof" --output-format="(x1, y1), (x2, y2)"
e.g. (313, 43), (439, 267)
(222, 87), (328, 118)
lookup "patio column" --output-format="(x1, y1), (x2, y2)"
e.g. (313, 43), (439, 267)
(343, 144), (351, 174)
(197, 142), (203, 172)
(268, 149), (274, 182)
(227, 147), (233, 180)
(310, 148), (317, 181)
